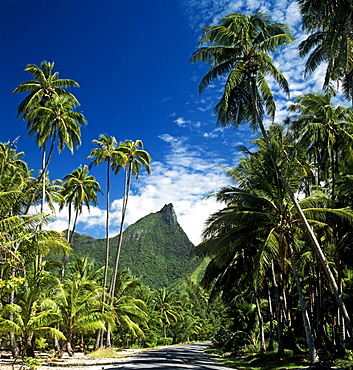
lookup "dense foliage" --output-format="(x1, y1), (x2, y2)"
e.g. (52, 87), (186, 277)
(68, 203), (200, 289)
(191, 2), (353, 369)
(0, 63), (220, 359)
(2, 2), (353, 369)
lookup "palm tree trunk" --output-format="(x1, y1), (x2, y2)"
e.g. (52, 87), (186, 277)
(249, 78), (353, 339)
(289, 242), (318, 363)
(271, 262), (284, 358)
(9, 285), (19, 357)
(61, 203), (72, 279)
(254, 288), (266, 354)
(69, 209), (79, 243)
(24, 134), (56, 215)
(267, 284), (275, 351)
(109, 164), (131, 297)
(95, 162), (111, 350)
(103, 161), (111, 299)
(106, 163), (132, 347)
(36, 148), (47, 272)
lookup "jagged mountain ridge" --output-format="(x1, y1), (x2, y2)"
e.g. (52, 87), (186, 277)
(69, 203), (200, 288)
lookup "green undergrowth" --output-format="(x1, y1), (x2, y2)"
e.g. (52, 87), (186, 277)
(205, 348), (309, 370)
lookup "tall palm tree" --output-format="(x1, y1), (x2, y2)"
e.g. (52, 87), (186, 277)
(108, 140), (151, 301)
(191, 11), (353, 337)
(297, 0), (353, 102)
(13, 62), (84, 218)
(87, 135), (125, 301)
(287, 90), (353, 199)
(25, 94), (86, 270)
(26, 94), (87, 188)
(87, 134), (126, 349)
(190, 12), (293, 136)
(12, 61), (79, 118)
(197, 127), (353, 361)
(60, 165), (102, 278)
(153, 288), (182, 338)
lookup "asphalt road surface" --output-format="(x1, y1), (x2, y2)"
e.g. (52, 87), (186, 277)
(105, 342), (232, 369)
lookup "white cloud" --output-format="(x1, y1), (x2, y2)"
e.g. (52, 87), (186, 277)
(49, 135), (230, 245)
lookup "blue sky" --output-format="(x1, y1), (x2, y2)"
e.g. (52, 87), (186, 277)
(0, 0), (327, 244)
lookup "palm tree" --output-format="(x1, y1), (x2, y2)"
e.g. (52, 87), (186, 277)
(60, 165), (102, 278)
(108, 139), (151, 302)
(55, 264), (111, 357)
(0, 140), (32, 216)
(297, 0), (353, 102)
(190, 12), (293, 136)
(87, 134), (126, 349)
(24, 95), (86, 270)
(153, 288), (182, 339)
(12, 61), (79, 118)
(87, 135), (125, 301)
(197, 127), (352, 361)
(0, 140), (28, 182)
(0, 270), (65, 357)
(26, 94), (87, 191)
(108, 270), (147, 345)
(287, 90), (353, 199)
(13, 62), (84, 218)
(191, 11), (353, 337)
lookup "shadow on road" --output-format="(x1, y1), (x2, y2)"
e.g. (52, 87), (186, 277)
(106, 342), (232, 369)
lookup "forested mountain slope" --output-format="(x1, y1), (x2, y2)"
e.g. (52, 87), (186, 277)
(69, 203), (200, 288)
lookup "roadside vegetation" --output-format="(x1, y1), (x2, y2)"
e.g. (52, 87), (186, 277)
(2, 1), (353, 370)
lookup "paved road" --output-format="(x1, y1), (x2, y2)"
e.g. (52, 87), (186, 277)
(105, 342), (232, 369)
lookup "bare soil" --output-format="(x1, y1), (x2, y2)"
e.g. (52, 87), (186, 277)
(0, 349), (145, 370)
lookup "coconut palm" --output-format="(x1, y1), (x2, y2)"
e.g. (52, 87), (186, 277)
(26, 94), (87, 188)
(61, 165), (101, 243)
(12, 61), (79, 118)
(190, 11), (293, 135)
(60, 165), (102, 278)
(13, 63), (85, 219)
(153, 288), (182, 339)
(297, 0), (353, 101)
(87, 134), (126, 349)
(87, 135), (126, 301)
(108, 140), (151, 299)
(191, 11), (353, 337)
(0, 270), (65, 357)
(55, 265), (112, 357)
(287, 90), (353, 199)
(197, 126), (353, 361)
(0, 141), (32, 216)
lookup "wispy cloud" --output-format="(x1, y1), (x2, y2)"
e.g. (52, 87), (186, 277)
(49, 135), (230, 245)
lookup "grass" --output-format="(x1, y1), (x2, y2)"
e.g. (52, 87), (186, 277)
(205, 347), (353, 370)
(89, 347), (128, 359)
(89, 347), (148, 359)
(205, 348), (310, 370)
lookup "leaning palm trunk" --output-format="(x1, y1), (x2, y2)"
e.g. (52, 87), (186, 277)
(289, 242), (318, 363)
(249, 78), (353, 339)
(254, 288), (266, 354)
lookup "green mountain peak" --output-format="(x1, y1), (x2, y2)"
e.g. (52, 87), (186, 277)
(70, 203), (200, 288)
